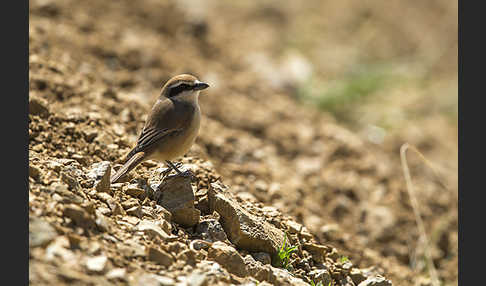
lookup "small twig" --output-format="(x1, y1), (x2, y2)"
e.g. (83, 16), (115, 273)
(400, 143), (441, 286)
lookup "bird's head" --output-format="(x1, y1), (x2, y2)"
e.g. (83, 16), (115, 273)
(160, 74), (209, 101)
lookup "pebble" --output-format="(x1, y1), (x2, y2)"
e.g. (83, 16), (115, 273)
(106, 268), (126, 280)
(85, 255), (108, 273)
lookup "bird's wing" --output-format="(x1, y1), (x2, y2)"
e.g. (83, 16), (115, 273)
(127, 127), (182, 158)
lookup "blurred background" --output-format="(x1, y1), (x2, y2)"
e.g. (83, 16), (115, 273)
(30, 0), (457, 285)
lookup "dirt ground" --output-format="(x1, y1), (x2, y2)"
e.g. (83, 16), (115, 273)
(29, 0), (457, 285)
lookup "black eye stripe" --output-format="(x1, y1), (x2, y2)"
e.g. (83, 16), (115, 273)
(167, 83), (193, 97)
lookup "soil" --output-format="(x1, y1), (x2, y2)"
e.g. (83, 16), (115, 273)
(29, 0), (458, 285)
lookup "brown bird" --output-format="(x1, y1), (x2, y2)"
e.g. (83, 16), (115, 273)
(110, 74), (209, 184)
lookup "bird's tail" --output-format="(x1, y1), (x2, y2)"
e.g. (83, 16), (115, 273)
(110, 152), (146, 184)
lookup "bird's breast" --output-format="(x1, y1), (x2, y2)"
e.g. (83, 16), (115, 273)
(151, 107), (201, 161)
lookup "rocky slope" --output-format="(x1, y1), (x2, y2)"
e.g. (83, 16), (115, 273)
(29, 0), (458, 285)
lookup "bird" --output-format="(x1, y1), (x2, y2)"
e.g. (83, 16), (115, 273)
(110, 74), (209, 184)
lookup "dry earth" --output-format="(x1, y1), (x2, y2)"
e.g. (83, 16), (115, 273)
(29, 1), (458, 285)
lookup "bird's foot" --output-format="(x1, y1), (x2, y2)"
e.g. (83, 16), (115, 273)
(167, 170), (197, 182)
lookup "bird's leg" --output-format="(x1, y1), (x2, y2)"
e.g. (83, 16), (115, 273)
(165, 160), (197, 181)
(165, 160), (183, 175)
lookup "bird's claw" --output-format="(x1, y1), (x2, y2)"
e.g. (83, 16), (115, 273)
(167, 170), (197, 182)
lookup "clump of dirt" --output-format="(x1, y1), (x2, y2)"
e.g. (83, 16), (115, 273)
(29, 0), (457, 285)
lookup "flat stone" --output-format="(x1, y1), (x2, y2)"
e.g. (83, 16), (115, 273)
(87, 161), (112, 193)
(207, 241), (247, 277)
(155, 175), (200, 227)
(270, 267), (309, 285)
(63, 204), (96, 229)
(186, 271), (208, 286)
(357, 276), (392, 286)
(303, 243), (329, 263)
(85, 255), (108, 273)
(29, 216), (58, 248)
(136, 220), (172, 240)
(208, 182), (284, 255)
(95, 211), (111, 232)
(146, 246), (174, 267)
(133, 273), (175, 286)
(96, 192), (113, 203)
(29, 95), (50, 118)
(29, 164), (42, 180)
(243, 254), (272, 282)
(126, 206), (142, 217)
(309, 269), (332, 286)
(251, 252), (272, 265)
(123, 184), (145, 198)
(106, 268), (126, 280)
(195, 219), (228, 242)
(119, 239), (145, 258)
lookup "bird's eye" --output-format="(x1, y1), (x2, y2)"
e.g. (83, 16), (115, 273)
(181, 84), (192, 90)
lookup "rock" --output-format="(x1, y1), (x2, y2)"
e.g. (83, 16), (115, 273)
(109, 199), (125, 216)
(167, 241), (188, 254)
(285, 219), (313, 240)
(87, 161), (111, 193)
(29, 95), (50, 118)
(251, 252), (272, 265)
(131, 178), (154, 198)
(29, 216), (58, 248)
(123, 183), (146, 198)
(45, 236), (75, 262)
(349, 268), (367, 285)
(119, 239), (145, 258)
(303, 243), (329, 263)
(357, 276), (392, 286)
(154, 205), (172, 221)
(133, 273), (175, 286)
(341, 275), (357, 286)
(121, 198), (140, 210)
(85, 255), (108, 273)
(136, 220), (173, 241)
(63, 204), (96, 229)
(106, 268), (126, 281)
(60, 171), (82, 192)
(186, 270), (208, 286)
(208, 182), (285, 255)
(270, 267), (309, 286)
(51, 182), (84, 204)
(96, 192), (113, 203)
(95, 211), (111, 232)
(126, 205), (142, 217)
(146, 246), (174, 267)
(141, 206), (157, 219)
(286, 219), (304, 234)
(82, 128), (98, 142)
(195, 219), (228, 242)
(309, 269), (332, 286)
(189, 239), (212, 251)
(29, 164), (42, 180)
(176, 249), (198, 266)
(244, 254), (272, 282)
(207, 241), (247, 277)
(155, 175), (200, 227)
(195, 260), (232, 284)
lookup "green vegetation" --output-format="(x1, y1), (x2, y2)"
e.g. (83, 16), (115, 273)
(339, 256), (349, 263)
(273, 233), (298, 271)
(310, 280), (333, 286)
(296, 64), (394, 123)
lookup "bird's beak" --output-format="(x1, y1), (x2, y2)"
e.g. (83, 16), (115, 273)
(194, 81), (210, 91)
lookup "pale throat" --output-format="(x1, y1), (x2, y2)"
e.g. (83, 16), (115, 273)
(176, 90), (200, 105)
